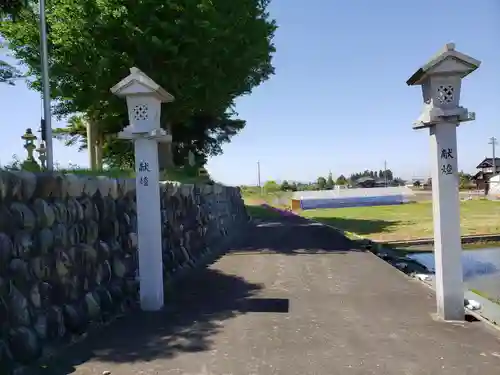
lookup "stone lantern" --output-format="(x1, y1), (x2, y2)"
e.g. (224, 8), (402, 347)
(111, 67), (174, 311)
(36, 142), (47, 169)
(22, 128), (37, 162)
(407, 43), (481, 321)
(407, 43), (479, 129)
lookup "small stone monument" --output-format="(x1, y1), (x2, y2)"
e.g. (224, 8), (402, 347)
(36, 142), (47, 169)
(111, 67), (174, 311)
(407, 43), (481, 321)
(21, 128), (42, 171)
(22, 128), (37, 161)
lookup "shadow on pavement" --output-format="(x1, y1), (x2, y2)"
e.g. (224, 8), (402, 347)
(242, 204), (400, 254)
(232, 213), (367, 255)
(37, 267), (269, 374)
(37, 208), (354, 373)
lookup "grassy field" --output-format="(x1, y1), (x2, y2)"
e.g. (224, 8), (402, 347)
(241, 188), (292, 208)
(299, 200), (500, 242)
(245, 204), (284, 220)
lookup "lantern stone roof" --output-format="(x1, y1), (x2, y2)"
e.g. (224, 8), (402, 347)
(406, 43), (481, 86)
(110, 67), (174, 103)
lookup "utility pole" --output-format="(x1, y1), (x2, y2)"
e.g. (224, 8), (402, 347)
(489, 137), (498, 175)
(384, 160), (388, 187)
(257, 161), (262, 195)
(39, 0), (54, 170)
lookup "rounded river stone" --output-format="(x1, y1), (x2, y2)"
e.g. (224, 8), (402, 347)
(52, 200), (68, 224)
(52, 224), (68, 247)
(10, 203), (35, 231)
(0, 232), (13, 271)
(11, 171), (37, 201)
(36, 228), (54, 256)
(7, 285), (31, 327)
(33, 198), (55, 228)
(47, 305), (65, 339)
(63, 303), (88, 334)
(13, 231), (33, 259)
(8, 326), (42, 364)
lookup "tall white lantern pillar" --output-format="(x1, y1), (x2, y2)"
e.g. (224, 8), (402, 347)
(111, 67), (174, 311)
(407, 43), (481, 321)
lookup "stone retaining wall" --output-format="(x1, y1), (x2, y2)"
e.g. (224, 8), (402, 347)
(0, 171), (248, 373)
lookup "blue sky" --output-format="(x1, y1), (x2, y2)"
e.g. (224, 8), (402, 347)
(1, 0), (499, 185)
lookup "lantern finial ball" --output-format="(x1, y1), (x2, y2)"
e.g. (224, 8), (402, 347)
(445, 42), (455, 52)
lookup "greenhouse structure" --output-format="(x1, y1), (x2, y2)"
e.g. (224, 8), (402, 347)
(291, 186), (415, 210)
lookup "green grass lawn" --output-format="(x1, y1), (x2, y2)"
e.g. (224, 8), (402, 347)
(241, 189), (292, 209)
(245, 204), (284, 220)
(242, 189), (290, 220)
(300, 200), (500, 242)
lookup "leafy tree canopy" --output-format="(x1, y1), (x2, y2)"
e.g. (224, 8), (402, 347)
(263, 180), (279, 192)
(0, 1), (29, 85)
(0, 0), (276, 167)
(316, 176), (326, 190)
(325, 171), (334, 189)
(336, 174), (347, 185)
(0, 0), (30, 18)
(0, 59), (22, 85)
(280, 180), (290, 191)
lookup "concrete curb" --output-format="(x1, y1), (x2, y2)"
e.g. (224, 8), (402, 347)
(384, 234), (500, 247)
(415, 277), (500, 333)
(464, 290), (500, 330)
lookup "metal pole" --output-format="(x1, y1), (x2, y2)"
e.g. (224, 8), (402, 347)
(384, 160), (387, 187)
(257, 161), (262, 195)
(39, 0), (54, 170)
(489, 137), (497, 175)
(86, 121), (97, 170)
(488, 137), (498, 196)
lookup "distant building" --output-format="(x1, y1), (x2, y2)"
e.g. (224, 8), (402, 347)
(409, 179), (424, 188)
(423, 178), (432, 190)
(354, 176), (391, 188)
(354, 176), (376, 188)
(473, 157), (500, 191)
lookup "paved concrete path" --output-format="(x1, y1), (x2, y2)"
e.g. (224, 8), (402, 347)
(45, 215), (500, 374)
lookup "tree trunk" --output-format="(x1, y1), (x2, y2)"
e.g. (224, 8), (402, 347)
(86, 120), (97, 170)
(95, 132), (103, 170)
(158, 123), (174, 172)
(158, 142), (174, 171)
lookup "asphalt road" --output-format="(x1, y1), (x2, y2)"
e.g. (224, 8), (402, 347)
(47, 215), (500, 375)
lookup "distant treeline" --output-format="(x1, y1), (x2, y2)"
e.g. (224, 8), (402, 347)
(242, 169), (404, 193)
